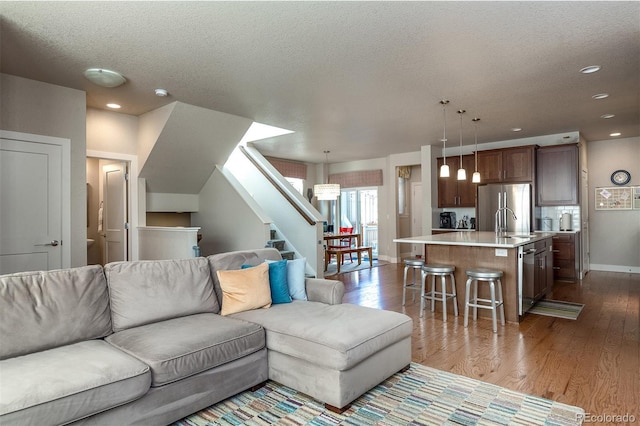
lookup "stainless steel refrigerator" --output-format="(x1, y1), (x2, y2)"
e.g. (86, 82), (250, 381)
(477, 183), (532, 234)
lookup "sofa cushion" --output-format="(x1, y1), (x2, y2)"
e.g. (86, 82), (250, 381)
(0, 265), (112, 360)
(262, 259), (292, 304)
(284, 257), (308, 300)
(0, 340), (150, 425)
(220, 263), (272, 315)
(105, 257), (219, 332)
(231, 301), (413, 371)
(207, 248), (282, 307)
(105, 313), (265, 387)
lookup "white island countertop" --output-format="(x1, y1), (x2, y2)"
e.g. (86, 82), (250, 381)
(394, 231), (556, 248)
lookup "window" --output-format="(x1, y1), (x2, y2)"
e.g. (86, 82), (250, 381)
(286, 177), (304, 195)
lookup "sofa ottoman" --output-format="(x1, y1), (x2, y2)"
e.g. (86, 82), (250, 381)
(232, 300), (413, 410)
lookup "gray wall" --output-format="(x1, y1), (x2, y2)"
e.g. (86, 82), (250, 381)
(587, 136), (640, 272)
(1, 74), (87, 267)
(87, 107), (138, 155)
(192, 167), (270, 256)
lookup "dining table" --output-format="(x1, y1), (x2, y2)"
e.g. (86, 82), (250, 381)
(323, 232), (361, 247)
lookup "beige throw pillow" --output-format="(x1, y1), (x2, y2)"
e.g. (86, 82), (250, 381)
(217, 262), (272, 316)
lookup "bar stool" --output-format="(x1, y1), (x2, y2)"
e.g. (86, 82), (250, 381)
(402, 258), (425, 306)
(421, 264), (458, 320)
(464, 268), (505, 333)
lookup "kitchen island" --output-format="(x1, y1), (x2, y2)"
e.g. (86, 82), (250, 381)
(394, 232), (555, 323)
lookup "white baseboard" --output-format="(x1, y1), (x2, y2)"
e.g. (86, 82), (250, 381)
(589, 264), (640, 274)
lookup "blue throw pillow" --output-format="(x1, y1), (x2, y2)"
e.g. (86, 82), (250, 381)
(247, 260), (292, 304)
(286, 257), (307, 300)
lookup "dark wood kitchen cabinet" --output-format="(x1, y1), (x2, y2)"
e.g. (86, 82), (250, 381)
(477, 145), (535, 183)
(437, 155), (476, 207)
(536, 143), (579, 206)
(552, 233), (577, 281)
(534, 237), (553, 301)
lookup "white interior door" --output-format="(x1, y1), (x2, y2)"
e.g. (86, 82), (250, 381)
(103, 162), (128, 263)
(411, 182), (422, 257)
(0, 137), (62, 273)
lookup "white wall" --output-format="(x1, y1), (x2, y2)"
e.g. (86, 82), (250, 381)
(587, 136), (640, 272)
(329, 151), (429, 263)
(226, 146), (325, 275)
(1, 74), (87, 266)
(86, 108), (138, 155)
(192, 167), (271, 255)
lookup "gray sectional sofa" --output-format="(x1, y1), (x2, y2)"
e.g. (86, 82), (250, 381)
(0, 248), (412, 425)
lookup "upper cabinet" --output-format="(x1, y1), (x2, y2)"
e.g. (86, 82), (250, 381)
(437, 154), (477, 207)
(477, 146), (535, 183)
(536, 143), (579, 206)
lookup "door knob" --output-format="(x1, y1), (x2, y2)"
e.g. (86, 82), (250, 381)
(35, 240), (59, 247)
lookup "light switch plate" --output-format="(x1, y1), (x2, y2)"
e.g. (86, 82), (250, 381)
(495, 249), (508, 257)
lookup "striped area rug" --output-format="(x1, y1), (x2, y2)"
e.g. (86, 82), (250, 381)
(174, 363), (584, 425)
(529, 300), (584, 320)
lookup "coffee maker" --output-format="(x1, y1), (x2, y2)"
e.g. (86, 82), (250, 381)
(439, 212), (456, 229)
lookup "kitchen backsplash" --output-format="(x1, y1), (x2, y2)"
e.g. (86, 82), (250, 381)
(537, 206), (581, 231)
(434, 207), (476, 229)
(434, 206), (582, 232)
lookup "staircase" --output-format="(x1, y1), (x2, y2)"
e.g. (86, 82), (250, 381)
(265, 229), (295, 260)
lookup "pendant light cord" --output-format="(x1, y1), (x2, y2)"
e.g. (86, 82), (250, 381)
(440, 100), (449, 163)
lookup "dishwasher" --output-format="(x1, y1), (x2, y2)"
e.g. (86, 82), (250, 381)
(519, 241), (546, 315)
(520, 243), (537, 315)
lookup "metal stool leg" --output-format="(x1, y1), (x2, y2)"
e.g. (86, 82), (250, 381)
(489, 280), (497, 333)
(464, 278), (472, 328)
(402, 266), (408, 306)
(472, 279), (479, 321)
(440, 274), (447, 321)
(497, 278), (505, 326)
(420, 270), (427, 316)
(450, 273), (459, 317)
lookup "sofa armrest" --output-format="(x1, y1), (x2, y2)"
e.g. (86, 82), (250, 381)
(305, 278), (344, 305)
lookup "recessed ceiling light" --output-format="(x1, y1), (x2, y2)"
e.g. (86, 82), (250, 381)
(580, 65), (601, 74)
(610, 132), (621, 137)
(601, 114), (615, 119)
(511, 128), (522, 132)
(592, 93), (609, 100)
(106, 103), (121, 109)
(84, 68), (126, 88)
(155, 88), (168, 97)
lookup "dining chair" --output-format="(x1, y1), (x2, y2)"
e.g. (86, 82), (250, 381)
(327, 226), (355, 264)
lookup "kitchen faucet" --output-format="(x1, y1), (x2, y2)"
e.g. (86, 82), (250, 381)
(495, 207), (517, 236)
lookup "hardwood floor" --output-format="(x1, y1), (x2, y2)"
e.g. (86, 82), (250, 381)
(340, 263), (639, 422)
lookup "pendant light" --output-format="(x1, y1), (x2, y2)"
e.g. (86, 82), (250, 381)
(456, 109), (467, 181)
(314, 150), (341, 200)
(472, 117), (481, 183)
(439, 100), (450, 178)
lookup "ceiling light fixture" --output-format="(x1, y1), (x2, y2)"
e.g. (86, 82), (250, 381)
(601, 114), (615, 119)
(472, 117), (481, 183)
(511, 127), (522, 132)
(592, 93), (609, 100)
(610, 132), (622, 137)
(580, 65), (601, 74)
(439, 100), (450, 178)
(155, 88), (168, 97)
(83, 68), (126, 88)
(106, 103), (121, 109)
(457, 109), (467, 181)
(314, 151), (340, 201)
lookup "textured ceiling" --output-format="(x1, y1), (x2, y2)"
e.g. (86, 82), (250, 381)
(1, 1), (638, 163)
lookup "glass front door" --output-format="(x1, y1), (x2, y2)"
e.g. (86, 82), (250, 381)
(340, 188), (378, 256)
